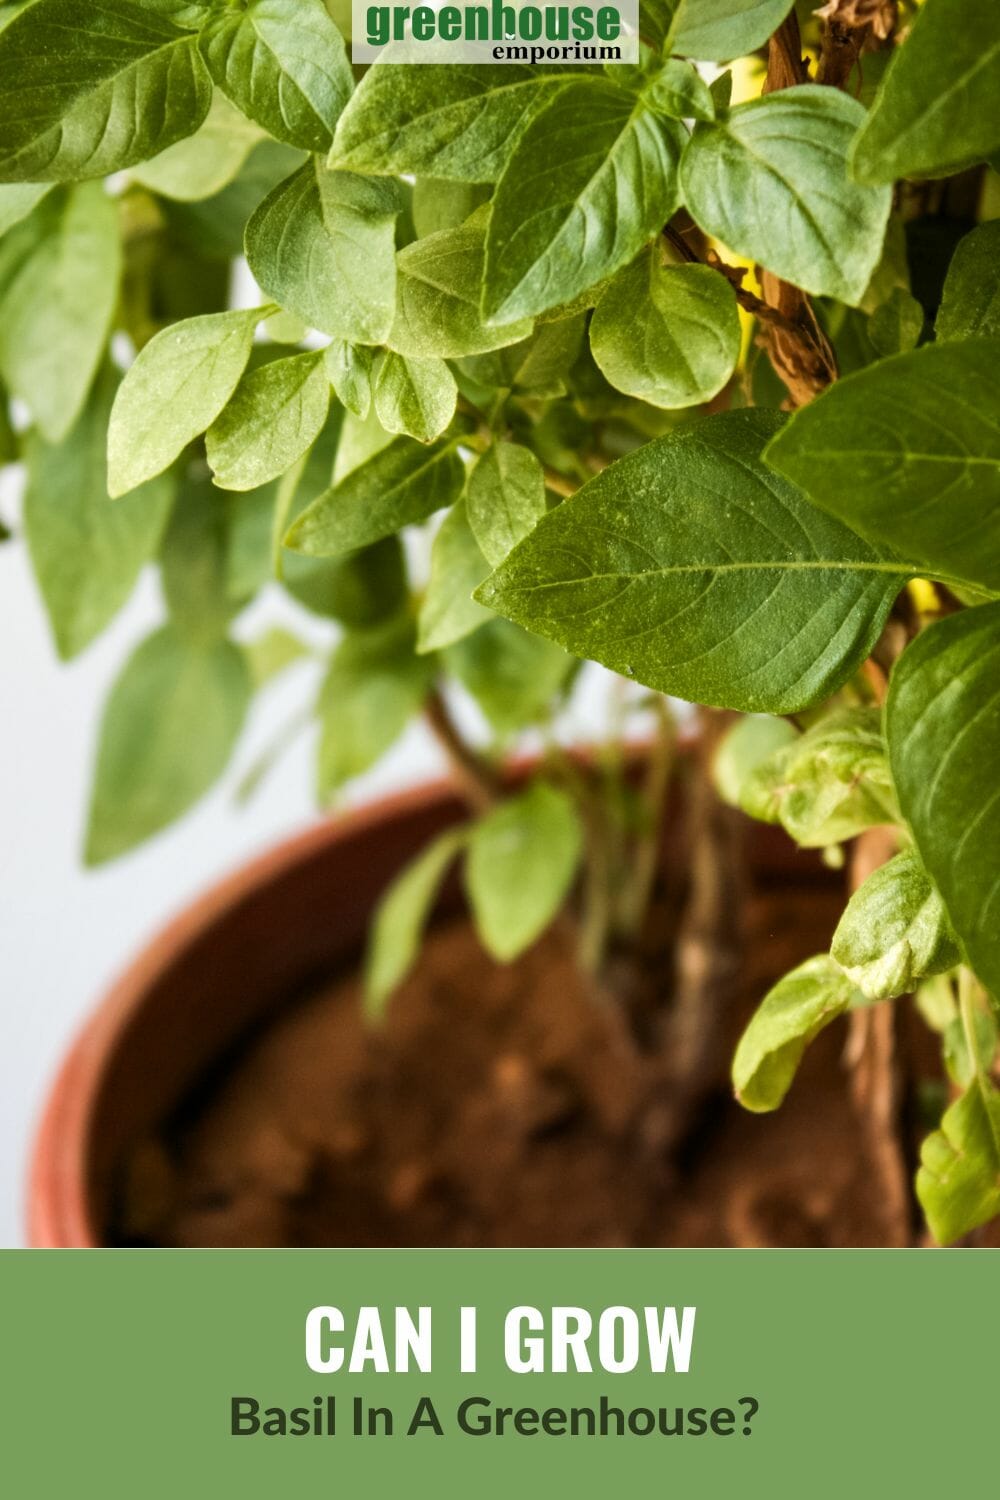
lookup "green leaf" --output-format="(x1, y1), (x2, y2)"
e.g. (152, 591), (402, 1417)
(483, 80), (685, 324)
(886, 604), (1000, 1004)
(739, 707), (897, 846)
(417, 499), (490, 653)
(476, 410), (911, 715)
(466, 441), (546, 568)
(23, 366), (172, 660)
(764, 341), (1000, 595)
(162, 137), (306, 260)
(286, 435), (465, 557)
(275, 416), (409, 625)
(936, 221), (1000, 343)
(645, 58), (715, 121)
(590, 250), (740, 409)
(160, 471), (238, 644)
(85, 625), (251, 864)
(458, 316), (585, 398)
(329, 65), (558, 183)
(199, 0), (352, 152)
(444, 618), (573, 734)
(850, 0), (1000, 185)
(365, 827), (468, 1017)
(107, 307), (263, 497)
(206, 350), (330, 491)
(867, 286), (923, 357)
(130, 91), (263, 201)
(323, 340), (373, 418)
(832, 848), (961, 1002)
(733, 955), (866, 1113)
(316, 614), (433, 798)
(390, 213), (533, 359)
(712, 713), (799, 809)
(917, 1077), (1000, 1245)
(0, 0), (212, 182)
(465, 782), (583, 961)
(411, 177), (490, 238)
(0, 183), (119, 442)
(243, 625), (311, 689)
(672, 0), (795, 62)
(372, 351), (457, 444)
(245, 160), (399, 342)
(224, 480), (279, 602)
(681, 86), (892, 306)
(0, 182), (51, 235)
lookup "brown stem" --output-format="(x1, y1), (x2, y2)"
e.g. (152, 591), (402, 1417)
(643, 709), (745, 1151)
(752, 10), (841, 407)
(763, 12), (811, 91)
(424, 688), (500, 814)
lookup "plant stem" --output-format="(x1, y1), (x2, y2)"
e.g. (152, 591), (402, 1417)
(424, 687), (500, 814)
(619, 697), (677, 939)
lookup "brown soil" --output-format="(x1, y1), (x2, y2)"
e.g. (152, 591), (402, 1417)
(117, 868), (918, 1248)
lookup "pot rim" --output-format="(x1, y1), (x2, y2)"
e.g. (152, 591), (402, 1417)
(27, 773), (463, 1249)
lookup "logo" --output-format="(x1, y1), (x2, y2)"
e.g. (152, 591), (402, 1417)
(351, 1), (640, 65)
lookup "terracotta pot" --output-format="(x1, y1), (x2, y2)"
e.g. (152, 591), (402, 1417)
(29, 770), (812, 1247)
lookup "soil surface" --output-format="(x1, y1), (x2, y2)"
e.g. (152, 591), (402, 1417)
(118, 868), (923, 1248)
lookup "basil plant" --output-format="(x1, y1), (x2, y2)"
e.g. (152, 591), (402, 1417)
(1, 0), (999, 1246)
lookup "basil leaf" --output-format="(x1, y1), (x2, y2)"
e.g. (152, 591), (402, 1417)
(458, 316), (585, 398)
(200, 0), (352, 153)
(316, 614), (433, 798)
(163, 137), (305, 260)
(764, 341), (1000, 594)
(483, 80), (685, 324)
(681, 86), (892, 306)
(285, 436), (465, 556)
(917, 1074), (1000, 1246)
(24, 365), (172, 660)
(372, 351), (457, 444)
(713, 713), (799, 809)
(672, 0), (795, 62)
(329, 64), (556, 183)
(365, 827), (469, 1017)
(887, 604), (1000, 1004)
(0, 182), (51, 235)
(739, 707), (898, 847)
(160, 471), (237, 644)
(851, 0), (1000, 184)
(130, 92), (264, 202)
(323, 341), (373, 419)
(645, 58), (715, 122)
(107, 307), (263, 496)
(390, 214), (533, 359)
(466, 441), (546, 567)
(443, 618), (573, 734)
(590, 250), (740, 409)
(832, 848), (961, 1003)
(85, 624), (251, 864)
(936, 222), (1000, 343)
(0, 0), (212, 182)
(245, 160), (399, 342)
(0, 182), (119, 442)
(867, 287), (923, 357)
(477, 410), (911, 715)
(207, 350), (330, 491)
(417, 499), (491, 654)
(733, 955), (866, 1113)
(465, 782), (583, 961)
